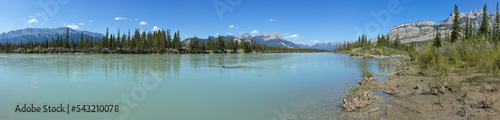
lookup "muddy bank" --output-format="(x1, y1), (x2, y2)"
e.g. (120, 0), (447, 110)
(374, 58), (500, 119)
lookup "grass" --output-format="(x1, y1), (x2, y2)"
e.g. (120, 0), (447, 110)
(405, 66), (422, 74)
(464, 76), (487, 86)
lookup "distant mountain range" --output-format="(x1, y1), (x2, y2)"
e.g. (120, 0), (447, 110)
(376, 9), (498, 43)
(182, 33), (300, 48)
(297, 40), (354, 51)
(0, 27), (104, 44)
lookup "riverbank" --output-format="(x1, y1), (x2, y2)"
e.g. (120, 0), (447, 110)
(369, 58), (500, 119)
(349, 53), (405, 59)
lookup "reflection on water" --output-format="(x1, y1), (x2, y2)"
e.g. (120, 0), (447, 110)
(0, 53), (397, 120)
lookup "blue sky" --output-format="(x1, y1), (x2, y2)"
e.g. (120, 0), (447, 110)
(1, 0), (500, 44)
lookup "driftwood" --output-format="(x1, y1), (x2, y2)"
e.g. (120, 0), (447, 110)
(383, 90), (399, 97)
(359, 77), (378, 85)
(340, 91), (373, 111)
(222, 65), (245, 68)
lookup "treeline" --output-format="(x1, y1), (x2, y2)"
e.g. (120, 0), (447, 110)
(0, 28), (325, 53)
(333, 34), (415, 55)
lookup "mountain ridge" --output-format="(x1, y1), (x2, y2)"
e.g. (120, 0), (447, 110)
(376, 9), (497, 43)
(0, 27), (104, 43)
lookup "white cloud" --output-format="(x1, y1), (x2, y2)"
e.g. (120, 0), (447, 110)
(89, 20), (92, 22)
(66, 24), (79, 29)
(153, 26), (161, 31)
(229, 25), (235, 28)
(139, 21), (147, 25)
(28, 18), (38, 23)
(8, 27), (12, 30)
(313, 40), (318, 43)
(294, 36), (305, 40)
(284, 34), (299, 38)
(215, 33), (220, 35)
(235, 27), (239, 29)
(114, 17), (126, 20)
(78, 23), (84, 25)
(250, 30), (259, 34)
(134, 18), (138, 20)
(269, 19), (277, 22)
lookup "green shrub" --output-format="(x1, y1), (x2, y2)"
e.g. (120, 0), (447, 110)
(417, 43), (449, 76)
(361, 69), (374, 78)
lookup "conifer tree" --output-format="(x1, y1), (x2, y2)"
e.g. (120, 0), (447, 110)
(166, 29), (171, 48)
(433, 27), (442, 48)
(65, 28), (69, 48)
(479, 4), (490, 36)
(496, 2), (500, 42)
(464, 13), (471, 39)
(451, 4), (461, 42)
(217, 35), (225, 52)
(117, 29), (121, 48)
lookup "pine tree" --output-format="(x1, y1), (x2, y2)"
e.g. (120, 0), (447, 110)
(65, 28), (69, 48)
(394, 34), (401, 49)
(479, 4), (490, 36)
(166, 29), (171, 48)
(433, 27), (442, 48)
(232, 40), (238, 53)
(80, 32), (84, 49)
(117, 29), (121, 48)
(217, 35), (225, 52)
(464, 13), (471, 39)
(45, 39), (49, 48)
(128, 29), (131, 48)
(201, 41), (206, 53)
(104, 28), (109, 48)
(122, 34), (127, 48)
(496, 2), (500, 42)
(189, 36), (198, 53)
(172, 31), (182, 50)
(451, 4), (461, 42)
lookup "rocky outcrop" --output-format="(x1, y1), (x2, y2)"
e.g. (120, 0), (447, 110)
(375, 10), (497, 43)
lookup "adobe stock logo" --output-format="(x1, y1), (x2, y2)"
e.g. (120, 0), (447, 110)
(353, 0), (406, 40)
(22, 0), (70, 29)
(213, 0), (243, 21)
